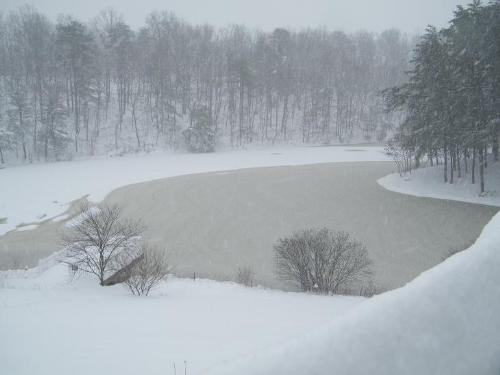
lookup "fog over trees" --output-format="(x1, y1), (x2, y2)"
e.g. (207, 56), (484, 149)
(0, 6), (414, 162)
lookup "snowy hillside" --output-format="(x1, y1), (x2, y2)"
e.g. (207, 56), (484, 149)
(378, 161), (500, 207)
(1, 160), (499, 375)
(0, 256), (362, 375)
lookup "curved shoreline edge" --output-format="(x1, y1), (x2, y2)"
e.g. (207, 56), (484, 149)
(210, 168), (500, 374)
(0, 146), (389, 236)
(377, 168), (500, 208)
(1, 160), (499, 374)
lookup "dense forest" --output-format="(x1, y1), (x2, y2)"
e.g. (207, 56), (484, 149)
(0, 6), (413, 162)
(386, 0), (500, 193)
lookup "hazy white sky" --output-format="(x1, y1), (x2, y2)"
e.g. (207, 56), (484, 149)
(1, 0), (469, 33)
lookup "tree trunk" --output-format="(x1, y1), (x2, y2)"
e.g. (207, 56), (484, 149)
(464, 150), (468, 174)
(239, 76), (244, 146)
(479, 146), (485, 194)
(443, 144), (448, 183)
(33, 110), (38, 160)
(99, 252), (105, 286)
(281, 95), (289, 141)
(472, 147), (476, 185)
(132, 104), (141, 149)
(493, 131), (499, 162)
(44, 119), (50, 160)
(450, 152), (454, 184)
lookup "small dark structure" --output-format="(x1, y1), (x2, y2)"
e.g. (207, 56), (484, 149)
(102, 254), (144, 286)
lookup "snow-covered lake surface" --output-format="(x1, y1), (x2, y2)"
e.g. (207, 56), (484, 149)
(1, 150), (500, 375)
(1, 161), (496, 291)
(0, 146), (388, 236)
(104, 162), (494, 290)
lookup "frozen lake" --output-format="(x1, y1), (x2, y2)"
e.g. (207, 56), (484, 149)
(1, 161), (497, 290)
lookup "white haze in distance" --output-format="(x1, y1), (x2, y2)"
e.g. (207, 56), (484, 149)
(1, 0), (469, 33)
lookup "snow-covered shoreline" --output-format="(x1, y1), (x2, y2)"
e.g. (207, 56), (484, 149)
(0, 146), (388, 236)
(209, 162), (500, 374)
(378, 161), (500, 207)
(210, 209), (500, 375)
(2, 152), (500, 375)
(0, 255), (363, 375)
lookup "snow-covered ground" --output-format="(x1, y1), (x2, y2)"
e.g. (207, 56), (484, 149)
(378, 161), (500, 207)
(210, 210), (500, 375)
(0, 254), (361, 375)
(2, 152), (500, 375)
(0, 146), (387, 235)
(206, 161), (500, 374)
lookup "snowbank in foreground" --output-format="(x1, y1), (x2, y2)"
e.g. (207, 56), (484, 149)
(378, 161), (500, 207)
(208, 210), (500, 375)
(0, 259), (361, 375)
(0, 146), (387, 235)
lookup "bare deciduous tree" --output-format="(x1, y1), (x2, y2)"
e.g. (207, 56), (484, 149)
(236, 266), (256, 287)
(122, 244), (170, 296)
(274, 228), (372, 294)
(0, 6), (415, 163)
(61, 203), (143, 285)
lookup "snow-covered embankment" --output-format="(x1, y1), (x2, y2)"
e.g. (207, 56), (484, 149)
(209, 163), (500, 375)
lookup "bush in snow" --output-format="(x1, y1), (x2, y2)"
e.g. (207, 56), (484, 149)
(61, 203), (144, 286)
(385, 136), (414, 177)
(236, 266), (256, 287)
(122, 243), (170, 296)
(355, 280), (380, 297)
(274, 228), (372, 294)
(182, 105), (216, 153)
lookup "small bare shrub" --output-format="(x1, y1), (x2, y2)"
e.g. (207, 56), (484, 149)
(124, 244), (170, 296)
(356, 280), (381, 297)
(274, 228), (373, 294)
(385, 137), (413, 177)
(236, 266), (256, 287)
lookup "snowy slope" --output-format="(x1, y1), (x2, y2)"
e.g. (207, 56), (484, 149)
(0, 146), (387, 235)
(208, 207), (500, 375)
(0, 258), (361, 375)
(205, 161), (500, 375)
(378, 161), (500, 207)
(3, 152), (499, 375)
(2, 208), (499, 375)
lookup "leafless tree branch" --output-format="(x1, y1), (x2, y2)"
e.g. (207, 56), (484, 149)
(61, 202), (144, 286)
